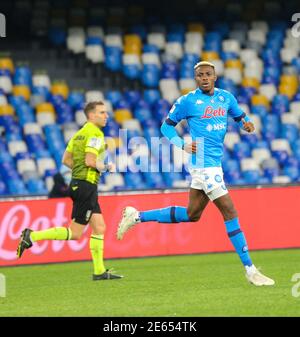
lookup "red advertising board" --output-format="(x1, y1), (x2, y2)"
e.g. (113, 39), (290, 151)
(0, 186), (299, 266)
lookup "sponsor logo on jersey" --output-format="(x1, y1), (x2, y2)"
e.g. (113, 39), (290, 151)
(201, 106), (226, 119)
(196, 99), (204, 105)
(206, 123), (226, 132)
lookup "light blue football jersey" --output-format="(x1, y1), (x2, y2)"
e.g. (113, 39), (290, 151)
(167, 87), (244, 168)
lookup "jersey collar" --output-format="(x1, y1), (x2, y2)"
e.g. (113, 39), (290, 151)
(197, 87), (218, 97)
(86, 121), (101, 131)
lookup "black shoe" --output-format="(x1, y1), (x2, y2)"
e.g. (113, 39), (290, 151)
(16, 228), (33, 258)
(93, 269), (123, 281)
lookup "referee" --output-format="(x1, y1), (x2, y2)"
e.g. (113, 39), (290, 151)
(17, 101), (123, 281)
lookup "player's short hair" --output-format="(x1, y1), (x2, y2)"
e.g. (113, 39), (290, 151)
(84, 101), (105, 117)
(194, 61), (215, 71)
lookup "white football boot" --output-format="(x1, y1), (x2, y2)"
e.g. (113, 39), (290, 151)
(245, 265), (275, 286)
(117, 206), (140, 240)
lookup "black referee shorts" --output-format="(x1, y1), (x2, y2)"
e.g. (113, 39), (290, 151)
(69, 179), (101, 225)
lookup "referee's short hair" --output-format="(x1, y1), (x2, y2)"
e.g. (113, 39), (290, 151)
(194, 61), (215, 71)
(84, 101), (105, 118)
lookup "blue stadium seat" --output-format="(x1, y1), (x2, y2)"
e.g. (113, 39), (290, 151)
(143, 44), (159, 53)
(272, 150), (290, 165)
(232, 142), (251, 160)
(272, 95), (289, 115)
(105, 90), (123, 108)
(13, 66), (32, 86)
(161, 61), (178, 79)
(15, 104), (35, 126)
(242, 170), (261, 184)
(153, 99), (170, 122)
(124, 90), (141, 109)
(56, 102), (73, 124)
(280, 124), (299, 143)
(221, 51), (239, 61)
(251, 140), (269, 150)
(142, 64), (160, 87)
(143, 89), (161, 106)
(105, 46), (122, 72)
(86, 36), (103, 46)
(133, 106), (152, 124)
(240, 133), (259, 146)
(167, 32), (184, 44)
(114, 98), (131, 110)
(124, 172), (147, 190)
(8, 179), (28, 195)
(48, 27), (66, 46)
(143, 172), (166, 188)
(15, 152), (32, 161)
(163, 171), (183, 187)
(32, 86), (51, 101)
(251, 105), (268, 118)
(123, 64), (141, 80)
(102, 119), (120, 138)
(292, 57), (300, 74)
(26, 178), (48, 194)
(67, 91), (85, 110)
(283, 165), (299, 182)
(264, 167), (280, 180)
(0, 180), (8, 195)
(25, 134), (46, 154)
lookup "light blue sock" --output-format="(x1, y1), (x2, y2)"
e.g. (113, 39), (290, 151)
(225, 217), (252, 267)
(140, 206), (190, 223)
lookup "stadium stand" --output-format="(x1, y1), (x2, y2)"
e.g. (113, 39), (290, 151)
(0, 0), (300, 196)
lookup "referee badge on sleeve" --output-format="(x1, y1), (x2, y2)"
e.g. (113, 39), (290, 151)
(88, 137), (102, 150)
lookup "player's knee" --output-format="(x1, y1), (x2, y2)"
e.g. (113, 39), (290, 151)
(92, 223), (106, 236)
(70, 231), (82, 240)
(222, 207), (238, 221)
(187, 210), (202, 222)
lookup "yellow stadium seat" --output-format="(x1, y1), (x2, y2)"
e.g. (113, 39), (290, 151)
(181, 88), (194, 95)
(279, 84), (297, 99)
(51, 82), (69, 99)
(251, 94), (270, 108)
(13, 85), (31, 101)
(242, 77), (260, 89)
(201, 51), (219, 61)
(114, 109), (132, 124)
(36, 102), (55, 114)
(124, 34), (142, 47)
(0, 58), (14, 73)
(225, 59), (243, 70)
(280, 74), (298, 85)
(0, 104), (14, 115)
(124, 44), (142, 55)
(105, 137), (123, 151)
(188, 23), (205, 34)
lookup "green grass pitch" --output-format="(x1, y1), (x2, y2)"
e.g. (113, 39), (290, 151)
(0, 249), (299, 317)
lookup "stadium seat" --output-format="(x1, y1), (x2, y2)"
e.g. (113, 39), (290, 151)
(8, 140), (28, 157)
(17, 158), (37, 176)
(36, 157), (57, 177)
